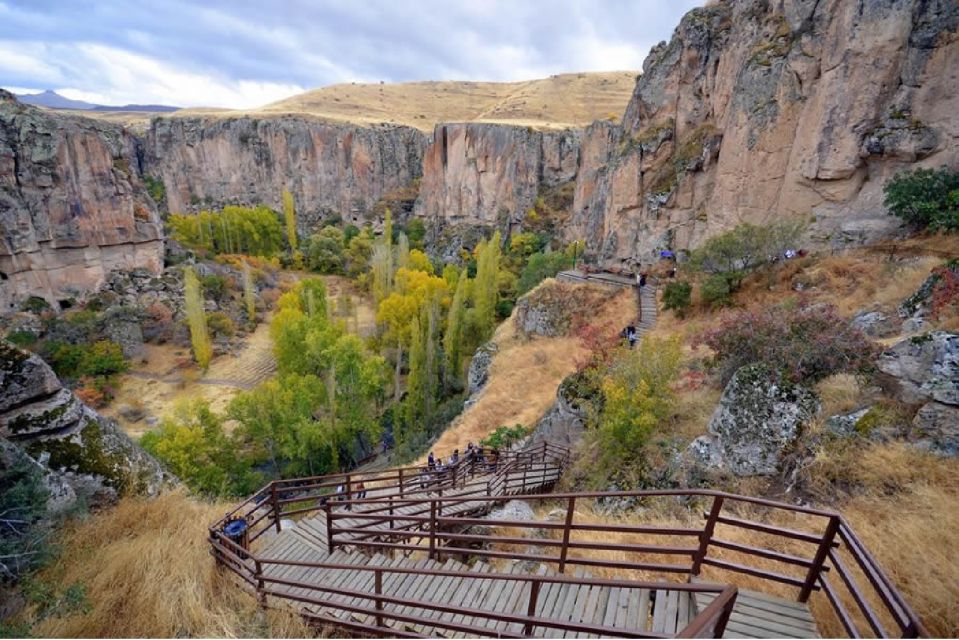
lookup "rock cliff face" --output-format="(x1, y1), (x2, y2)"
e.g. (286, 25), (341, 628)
(0, 341), (170, 507)
(0, 91), (164, 310)
(415, 123), (580, 232)
(571, 0), (959, 267)
(144, 116), (426, 231)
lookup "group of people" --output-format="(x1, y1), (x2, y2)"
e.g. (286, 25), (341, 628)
(420, 443), (498, 490)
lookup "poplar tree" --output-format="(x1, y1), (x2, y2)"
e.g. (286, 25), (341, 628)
(184, 266), (212, 369)
(444, 268), (468, 381)
(243, 260), (256, 325)
(474, 230), (502, 338)
(397, 232), (410, 271)
(282, 188), (298, 253)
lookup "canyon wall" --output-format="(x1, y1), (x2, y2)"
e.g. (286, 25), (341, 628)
(0, 90), (163, 310)
(144, 116), (427, 232)
(571, 0), (959, 267)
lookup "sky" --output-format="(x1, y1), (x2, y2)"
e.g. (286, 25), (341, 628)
(0, 0), (701, 109)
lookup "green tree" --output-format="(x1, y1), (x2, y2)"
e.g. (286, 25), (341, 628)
(517, 250), (572, 294)
(305, 226), (346, 274)
(242, 260), (256, 325)
(183, 266), (212, 368)
(444, 268), (469, 381)
(167, 206), (284, 257)
(689, 220), (805, 289)
(473, 231), (502, 338)
(345, 228), (374, 278)
(141, 399), (256, 496)
(884, 167), (959, 231)
(283, 188), (298, 254)
(662, 281), (692, 316)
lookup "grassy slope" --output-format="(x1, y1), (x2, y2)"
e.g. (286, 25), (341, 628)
(69, 72), (637, 131)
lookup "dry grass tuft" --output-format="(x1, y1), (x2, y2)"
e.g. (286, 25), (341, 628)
(20, 492), (312, 638)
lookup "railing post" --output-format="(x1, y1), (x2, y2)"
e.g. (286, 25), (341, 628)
(692, 495), (724, 575)
(429, 499), (437, 560)
(558, 496), (576, 573)
(799, 516), (840, 603)
(398, 468), (405, 497)
(374, 568), (384, 627)
(388, 495), (395, 530)
(270, 483), (282, 533)
(523, 579), (541, 636)
(325, 500), (334, 552)
(345, 474), (352, 508)
(254, 558), (266, 607)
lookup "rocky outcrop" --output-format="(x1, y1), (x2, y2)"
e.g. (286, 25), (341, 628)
(467, 341), (498, 396)
(0, 341), (170, 506)
(877, 331), (959, 455)
(415, 123), (580, 233)
(144, 116), (426, 231)
(0, 91), (164, 311)
(530, 372), (590, 447)
(571, 0), (959, 268)
(688, 364), (820, 476)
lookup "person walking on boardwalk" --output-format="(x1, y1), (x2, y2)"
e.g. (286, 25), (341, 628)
(428, 451), (436, 470)
(626, 325), (638, 349)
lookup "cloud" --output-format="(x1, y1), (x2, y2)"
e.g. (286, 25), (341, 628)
(0, 0), (701, 108)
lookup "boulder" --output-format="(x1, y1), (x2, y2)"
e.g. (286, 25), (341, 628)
(467, 341), (498, 396)
(687, 364), (820, 476)
(486, 500), (535, 522)
(0, 340), (172, 508)
(877, 332), (959, 406)
(825, 407), (872, 437)
(851, 310), (897, 338)
(530, 371), (591, 446)
(911, 402), (959, 456)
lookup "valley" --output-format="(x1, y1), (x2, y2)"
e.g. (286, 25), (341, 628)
(1, 0), (959, 638)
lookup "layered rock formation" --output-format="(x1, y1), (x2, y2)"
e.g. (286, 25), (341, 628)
(570, 0), (959, 267)
(144, 116), (426, 231)
(0, 341), (170, 507)
(415, 123), (579, 231)
(0, 90), (164, 310)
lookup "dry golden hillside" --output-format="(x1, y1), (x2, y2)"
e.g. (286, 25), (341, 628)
(173, 72), (637, 131)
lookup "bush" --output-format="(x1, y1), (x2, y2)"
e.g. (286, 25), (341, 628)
(5, 330), (37, 348)
(20, 296), (51, 314)
(884, 167), (959, 231)
(516, 251), (572, 295)
(662, 281), (692, 315)
(698, 300), (877, 385)
(0, 448), (51, 583)
(43, 340), (127, 380)
(305, 226), (346, 274)
(143, 175), (166, 204)
(481, 424), (529, 450)
(700, 273), (733, 308)
(206, 311), (236, 338)
(689, 220), (805, 284)
(199, 274), (229, 301)
(495, 299), (515, 318)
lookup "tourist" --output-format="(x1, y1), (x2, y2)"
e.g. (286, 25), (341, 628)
(428, 451), (436, 470)
(626, 325), (638, 349)
(639, 272), (648, 288)
(451, 449), (460, 465)
(355, 480), (367, 500)
(418, 467), (429, 490)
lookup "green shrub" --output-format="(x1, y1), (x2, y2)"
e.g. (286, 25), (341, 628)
(884, 167), (959, 231)
(689, 220), (805, 285)
(662, 281), (692, 315)
(495, 299), (515, 318)
(206, 311), (236, 338)
(20, 296), (51, 314)
(481, 424), (529, 450)
(199, 274), (229, 301)
(0, 448), (52, 583)
(516, 250), (572, 295)
(143, 175), (166, 204)
(700, 273), (734, 308)
(78, 340), (128, 378)
(5, 330), (37, 348)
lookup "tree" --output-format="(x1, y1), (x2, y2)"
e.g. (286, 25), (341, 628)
(167, 206), (285, 257)
(141, 399), (256, 496)
(517, 250), (572, 295)
(689, 220), (805, 289)
(242, 260), (256, 325)
(345, 228), (374, 279)
(283, 188), (298, 254)
(183, 266), (212, 368)
(0, 448), (51, 582)
(305, 226), (346, 274)
(444, 269), (469, 381)
(397, 233), (410, 271)
(593, 338), (682, 469)
(884, 167), (959, 231)
(662, 281), (692, 316)
(473, 231), (502, 338)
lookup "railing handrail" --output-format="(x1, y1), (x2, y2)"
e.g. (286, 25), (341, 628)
(211, 441), (925, 638)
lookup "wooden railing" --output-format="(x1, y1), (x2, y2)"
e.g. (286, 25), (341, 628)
(210, 447), (925, 638)
(210, 441), (570, 545)
(318, 489), (926, 638)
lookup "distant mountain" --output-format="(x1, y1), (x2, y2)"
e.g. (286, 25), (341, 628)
(15, 89), (179, 112)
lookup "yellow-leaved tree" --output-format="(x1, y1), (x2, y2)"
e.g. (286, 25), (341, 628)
(183, 266), (212, 369)
(282, 188), (301, 267)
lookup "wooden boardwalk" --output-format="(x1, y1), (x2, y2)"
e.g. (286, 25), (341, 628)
(213, 442), (924, 638)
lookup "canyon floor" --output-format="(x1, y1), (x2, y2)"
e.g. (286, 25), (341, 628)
(101, 274), (376, 437)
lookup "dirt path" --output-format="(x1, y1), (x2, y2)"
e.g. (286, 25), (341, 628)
(104, 273), (376, 438)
